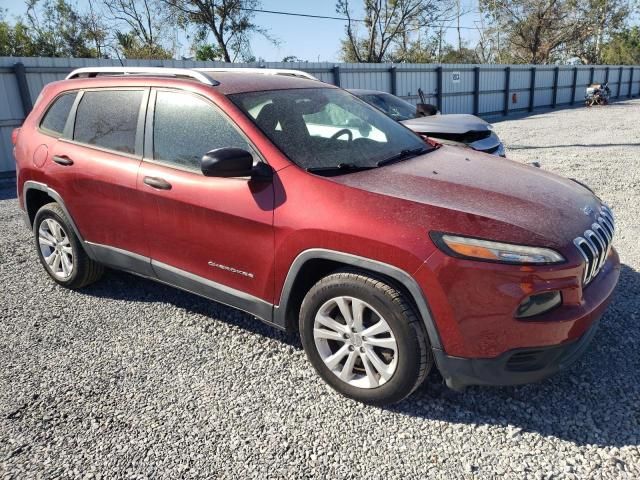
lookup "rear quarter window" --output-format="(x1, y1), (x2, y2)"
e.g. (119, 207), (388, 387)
(40, 92), (77, 136)
(73, 90), (144, 154)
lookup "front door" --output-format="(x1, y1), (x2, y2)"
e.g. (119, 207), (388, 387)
(137, 88), (275, 309)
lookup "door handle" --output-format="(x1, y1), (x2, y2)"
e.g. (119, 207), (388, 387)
(143, 176), (172, 190)
(52, 155), (74, 166)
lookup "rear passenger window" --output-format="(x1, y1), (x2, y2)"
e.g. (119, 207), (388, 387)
(153, 90), (250, 171)
(40, 92), (76, 136)
(74, 90), (143, 154)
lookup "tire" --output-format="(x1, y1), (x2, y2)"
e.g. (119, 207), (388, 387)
(299, 269), (433, 406)
(33, 202), (103, 289)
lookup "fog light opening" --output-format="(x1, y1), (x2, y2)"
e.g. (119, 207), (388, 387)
(516, 291), (562, 319)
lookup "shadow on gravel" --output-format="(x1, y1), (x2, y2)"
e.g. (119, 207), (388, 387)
(390, 263), (640, 448)
(81, 269), (302, 349)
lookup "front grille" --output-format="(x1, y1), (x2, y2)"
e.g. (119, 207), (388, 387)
(573, 205), (615, 285)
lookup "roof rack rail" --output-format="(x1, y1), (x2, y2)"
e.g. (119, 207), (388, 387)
(195, 67), (318, 81)
(65, 67), (219, 86)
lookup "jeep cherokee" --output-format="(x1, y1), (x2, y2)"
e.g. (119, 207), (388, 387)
(13, 67), (620, 405)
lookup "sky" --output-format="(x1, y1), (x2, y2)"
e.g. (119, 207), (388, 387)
(2, 0), (481, 62)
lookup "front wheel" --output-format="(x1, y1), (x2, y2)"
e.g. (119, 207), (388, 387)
(299, 270), (432, 406)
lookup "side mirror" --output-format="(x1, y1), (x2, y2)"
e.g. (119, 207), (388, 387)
(201, 147), (272, 181)
(416, 103), (439, 117)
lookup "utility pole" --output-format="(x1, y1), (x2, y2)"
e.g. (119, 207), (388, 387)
(456, 0), (462, 50)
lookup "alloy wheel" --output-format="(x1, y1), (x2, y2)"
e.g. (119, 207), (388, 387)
(313, 296), (398, 388)
(38, 218), (74, 280)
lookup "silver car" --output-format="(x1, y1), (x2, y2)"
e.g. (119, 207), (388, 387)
(350, 89), (505, 157)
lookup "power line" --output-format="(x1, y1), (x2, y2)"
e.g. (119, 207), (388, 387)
(239, 7), (480, 30)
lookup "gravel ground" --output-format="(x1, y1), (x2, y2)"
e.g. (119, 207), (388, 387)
(1, 100), (639, 479)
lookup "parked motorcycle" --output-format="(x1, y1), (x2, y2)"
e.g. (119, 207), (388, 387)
(585, 82), (610, 106)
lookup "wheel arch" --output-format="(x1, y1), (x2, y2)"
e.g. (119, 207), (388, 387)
(274, 249), (442, 350)
(23, 181), (85, 242)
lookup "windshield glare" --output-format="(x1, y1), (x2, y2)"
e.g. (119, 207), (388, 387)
(230, 88), (426, 171)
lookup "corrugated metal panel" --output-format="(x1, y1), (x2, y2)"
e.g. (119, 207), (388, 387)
(479, 92), (503, 114)
(1, 57), (639, 173)
(510, 68), (531, 90)
(535, 89), (553, 108)
(556, 87), (573, 105)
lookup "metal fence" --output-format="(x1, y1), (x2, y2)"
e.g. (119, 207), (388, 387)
(1, 56), (639, 174)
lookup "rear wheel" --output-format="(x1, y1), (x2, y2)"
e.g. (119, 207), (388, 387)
(299, 270), (432, 406)
(34, 202), (103, 289)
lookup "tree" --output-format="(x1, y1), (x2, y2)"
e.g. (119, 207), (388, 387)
(336, 0), (452, 62)
(440, 45), (479, 63)
(570, 0), (631, 64)
(282, 55), (303, 62)
(0, 19), (38, 56)
(161, 0), (274, 62)
(25, 0), (98, 57)
(84, 0), (109, 58)
(102, 0), (173, 58)
(602, 26), (640, 65)
(479, 0), (584, 64)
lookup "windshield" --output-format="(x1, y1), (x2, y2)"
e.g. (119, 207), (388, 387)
(358, 93), (417, 121)
(229, 88), (428, 172)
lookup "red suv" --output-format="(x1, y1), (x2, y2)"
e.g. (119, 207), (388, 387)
(13, 67), (620, 405)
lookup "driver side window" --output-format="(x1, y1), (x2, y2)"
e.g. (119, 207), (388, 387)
(153, 90), (250, 172)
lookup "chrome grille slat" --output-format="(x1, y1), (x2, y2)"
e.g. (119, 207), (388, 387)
(573, 204), (615, 286)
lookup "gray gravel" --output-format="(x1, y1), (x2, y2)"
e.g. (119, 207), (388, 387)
(1, 100), (640, 479)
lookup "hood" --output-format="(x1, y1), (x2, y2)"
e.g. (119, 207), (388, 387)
(401, 114), (490, 134)
(329, 146), (601, 248)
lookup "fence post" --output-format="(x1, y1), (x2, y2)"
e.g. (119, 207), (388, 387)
(436, 66), (443, 112)
(503, 66), (511, 116)
(589, 66), (595, 85)
(629, 68), (635, 98)
(618, 66), (624, 98)
(552, 66), (560, 108)
(332, 65), (341, 87)
(13, 62), (33, 116)
(605, 66), (610, 85)
(529, 67), (536, 112)
(571, 67), (578, 105)
(390, 66), (397, 96)
(473, 66), (480, 116)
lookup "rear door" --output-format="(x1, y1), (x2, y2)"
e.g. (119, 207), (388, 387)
(137, 88), (275, 305)
(57, 88), (151, 261)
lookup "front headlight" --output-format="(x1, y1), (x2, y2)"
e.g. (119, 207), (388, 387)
(431, 233), (565, 264)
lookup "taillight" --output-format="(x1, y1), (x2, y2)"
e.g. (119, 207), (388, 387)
(11, 128), (21, 146)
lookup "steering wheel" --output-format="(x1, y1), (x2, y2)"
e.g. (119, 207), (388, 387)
(330, 128), (353, 142)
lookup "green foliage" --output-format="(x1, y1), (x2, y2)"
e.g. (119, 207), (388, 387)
(194, 44), (226, 61)
(602, 27), (640, 65)
(115, 31), (173, 59)
(0, 19), (38, 56)
(439, 46), (479, 64)
(162, 0), (276, 63)
(336, 0), (449, 63)
(25, 0), (98, 57)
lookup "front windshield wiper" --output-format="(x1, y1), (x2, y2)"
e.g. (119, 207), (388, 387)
(306, 163), (376, 174)
(376, 146), (431, 167)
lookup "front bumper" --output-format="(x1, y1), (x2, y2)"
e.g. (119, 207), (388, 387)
(434, 316), (602, 390)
